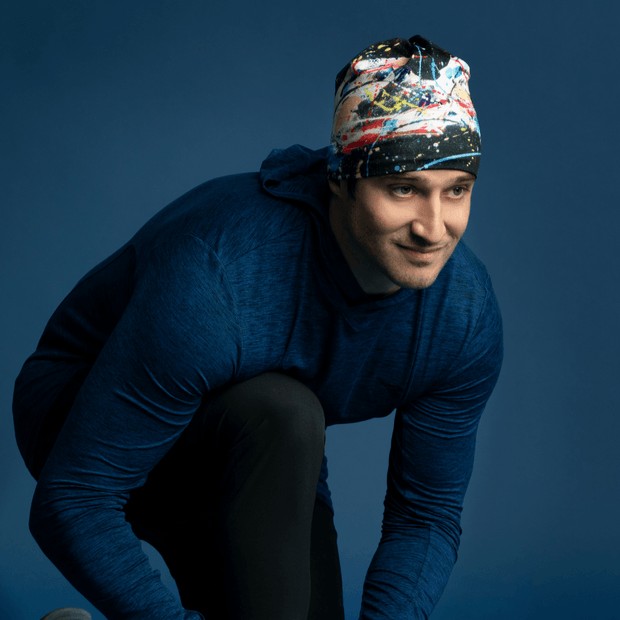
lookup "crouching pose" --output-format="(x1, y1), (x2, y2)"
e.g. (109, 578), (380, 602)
(14, 35), (503, 620)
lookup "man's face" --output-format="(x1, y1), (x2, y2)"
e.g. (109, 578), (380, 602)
(328, 169), (475, 295)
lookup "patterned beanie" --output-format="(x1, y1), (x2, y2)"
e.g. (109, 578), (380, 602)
(327, 35), (481, 180)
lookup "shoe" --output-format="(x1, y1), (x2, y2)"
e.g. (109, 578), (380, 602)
(40, 609), (92, 620)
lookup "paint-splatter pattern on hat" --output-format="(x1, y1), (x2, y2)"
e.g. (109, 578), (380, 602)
(328, 36), (481, 180)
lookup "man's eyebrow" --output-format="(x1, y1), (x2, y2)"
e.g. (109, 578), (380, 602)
(446, 174), (476, 184)
(382, 173), (476, 185)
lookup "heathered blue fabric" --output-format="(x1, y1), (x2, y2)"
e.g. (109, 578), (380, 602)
(14, 145), (503, 620)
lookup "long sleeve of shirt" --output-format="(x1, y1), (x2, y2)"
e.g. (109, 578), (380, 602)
(29, 236), (241, 620)
(359, 278), (503, 619)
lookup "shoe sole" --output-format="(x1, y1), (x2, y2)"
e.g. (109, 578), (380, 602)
(40, 608), (92, 620)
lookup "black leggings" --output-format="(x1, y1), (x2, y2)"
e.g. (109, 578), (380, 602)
(39, 371), (344, 620)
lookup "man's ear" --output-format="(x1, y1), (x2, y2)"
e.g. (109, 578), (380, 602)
(328, 179), (345, 200)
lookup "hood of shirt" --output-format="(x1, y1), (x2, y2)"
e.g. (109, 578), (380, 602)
(259, 144), (332, 223)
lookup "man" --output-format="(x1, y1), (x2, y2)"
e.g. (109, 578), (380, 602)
(14, 35), (502, 620)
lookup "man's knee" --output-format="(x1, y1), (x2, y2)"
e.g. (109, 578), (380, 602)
(207, 373), (325, 455)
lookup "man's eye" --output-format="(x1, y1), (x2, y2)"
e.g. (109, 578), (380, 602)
(393, 186), (414, 196)
(451, 186), (466, 197)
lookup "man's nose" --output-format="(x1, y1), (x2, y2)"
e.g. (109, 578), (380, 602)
(410, 194), (445, 245)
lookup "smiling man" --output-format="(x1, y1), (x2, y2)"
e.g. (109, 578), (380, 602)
(14, 36), (503, 620)
(329, 169), (475, 293)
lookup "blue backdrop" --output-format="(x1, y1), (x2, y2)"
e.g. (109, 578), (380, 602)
(2, 1), (619, 619)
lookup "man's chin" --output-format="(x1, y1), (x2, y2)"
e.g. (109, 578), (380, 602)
(402, 277), (439, 291)
(389, 265), (444, 291)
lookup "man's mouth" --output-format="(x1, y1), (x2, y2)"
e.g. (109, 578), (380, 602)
(394, 242), (448, 266)
(397, 243), (445, 255)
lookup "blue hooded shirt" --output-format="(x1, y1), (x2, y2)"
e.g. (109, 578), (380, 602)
(14, 145), (503, 620)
